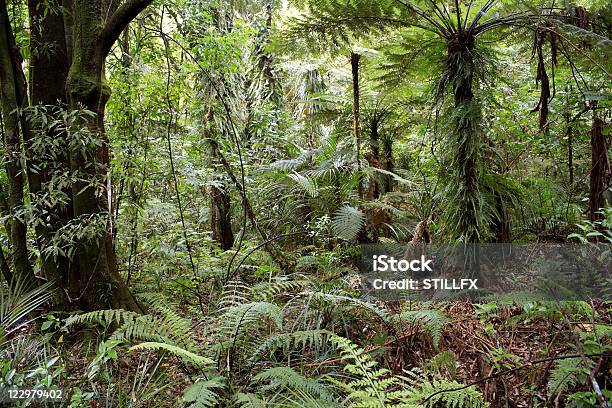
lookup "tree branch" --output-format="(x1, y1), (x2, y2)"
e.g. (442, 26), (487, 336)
(100, 0), (153, 58)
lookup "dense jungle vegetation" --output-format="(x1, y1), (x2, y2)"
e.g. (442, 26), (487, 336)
(0, 0), (611, 406)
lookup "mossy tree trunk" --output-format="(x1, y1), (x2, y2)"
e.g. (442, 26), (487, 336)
(209, 137), (234, 251)
(0, 0), (35, 285)
(26, 0), (73, 296)
(351, 52), (363, 199)
(61, 0), (152, 311)
(447, 35), (481, 243)
(588, 101), (610, 222)
(1, 0), (152, 309)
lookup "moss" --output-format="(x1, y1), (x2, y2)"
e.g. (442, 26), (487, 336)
(66, 71), (101, 108)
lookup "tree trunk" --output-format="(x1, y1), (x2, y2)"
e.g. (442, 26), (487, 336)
(26, 0), (73, 293)
(565, 109), (574, 185)
(210, 139), (234, 251)
(61, 0), (152, 311)
(382, 134), (394, 194)
(492, 191), (510, 242)
(533, 30), (550, 135)
(368, 118), (381, 200)
(0, 0), (35, 284)
(0, 183), (13, 283)
(351, 52), (363, 199)
(451, 42), (480, 243)
(589, 101), (610, 222)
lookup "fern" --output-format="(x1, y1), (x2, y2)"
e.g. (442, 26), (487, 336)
(415, 376), (488, 408)
(302, 290), (390, 322)
(220, 301), (283, 336)
(254, 366), (336, 403)
(327, 335), (486, 407)
(328, 334), (414, 407)
(251, 278), (309, 302)
(66, 307), (194, 349)
(214, 301), (284, 360)
(424, 351), (457, 379)
(65, 309), (140, 328)
(219, 280), (252, 309)
(182, 376), (225, 407)
(233, 392), (268, 408)
(250, 329), (332, 362)
(547, 357), (585, 398)
(392, 308), (447, 348)
(128, 342), (214, 368)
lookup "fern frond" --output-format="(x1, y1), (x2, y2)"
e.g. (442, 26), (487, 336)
(219, 280), (252, 309)
(65, 309), (140, 328)
(128, 342), (214, 368)
(299, 290), (390, 324)
(393, 308), (447, 347)
(250, 329), (332, 362)
(417, 378), (488, 408)
(327, 334), (411, 407)
(251, 279), (309, 302)
(254, 366), (335, 403)
(547, 357), (584, 398)
(232, 392), (268, 408)
(424, 351), (457, 379)
(182, 376), (225, 408)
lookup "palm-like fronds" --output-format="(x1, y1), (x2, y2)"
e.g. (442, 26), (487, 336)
(0, 278), (54, 340)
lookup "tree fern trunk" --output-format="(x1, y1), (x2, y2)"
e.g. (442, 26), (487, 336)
(351, 52), (363, 199)
(210, 138), (234, 251)
(449, 37), (481, 243)
(589, 101), (610, 223)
